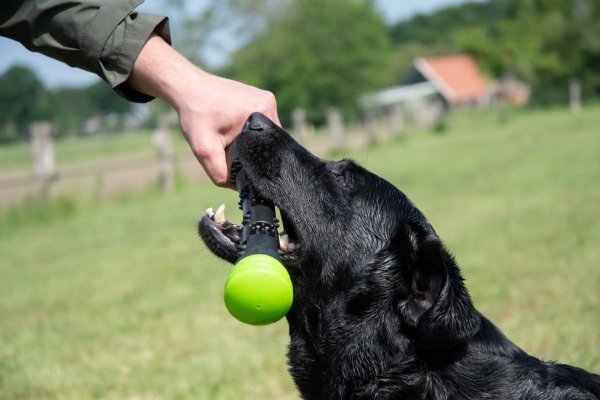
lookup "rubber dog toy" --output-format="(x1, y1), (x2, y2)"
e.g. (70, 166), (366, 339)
(224, 160), (293, 325)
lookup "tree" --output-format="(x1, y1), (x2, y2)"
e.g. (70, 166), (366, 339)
(452, 0), (600, 104)
(389, 0), (518, 46)
(0, 65), (134, 141)
(389, 0), (600, 105)
(85, 81), (132, 116)
(48, 82), (133, 135)
(0, 65), (51, 141)
(166, 0), (288, 66)
(226, 0), (391, 124)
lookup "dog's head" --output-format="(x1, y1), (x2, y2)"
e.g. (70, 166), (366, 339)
(199, 112), (480, 350)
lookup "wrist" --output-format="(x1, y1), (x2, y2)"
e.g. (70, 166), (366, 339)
(127, 34), (208, 111)
(165, 68), (211, 116)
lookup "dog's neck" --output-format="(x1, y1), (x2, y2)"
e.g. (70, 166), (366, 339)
(284, 256), (419, 398)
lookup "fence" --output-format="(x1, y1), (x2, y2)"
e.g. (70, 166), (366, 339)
(0, 113), (200, 209)
(0, 106), (436, 210)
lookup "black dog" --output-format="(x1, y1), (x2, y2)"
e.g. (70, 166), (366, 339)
(198, 113), (600, 399)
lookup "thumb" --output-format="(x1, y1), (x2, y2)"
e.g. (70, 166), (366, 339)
(191, 133), (233, 188)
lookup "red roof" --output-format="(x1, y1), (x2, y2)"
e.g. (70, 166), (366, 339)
(415, 55), (487, 103)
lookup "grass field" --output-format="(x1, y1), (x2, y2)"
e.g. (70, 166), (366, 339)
(0, 129), (190, 171)
(1, 105), (599, 399)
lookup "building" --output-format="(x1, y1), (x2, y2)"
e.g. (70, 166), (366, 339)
(359, 54), (490, 112)
(358, 54), (501, 130)
(407, 54), (489, 106)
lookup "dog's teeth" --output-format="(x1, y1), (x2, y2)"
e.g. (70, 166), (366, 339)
(288, 242), (296, 252)
(279, 233), (289, 251)
(206, 207), (215, 218)
(214, 204), (226, 223)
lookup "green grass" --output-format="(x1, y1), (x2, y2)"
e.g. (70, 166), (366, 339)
(0, 129), (190, 170)
(1, 105), (599, 399)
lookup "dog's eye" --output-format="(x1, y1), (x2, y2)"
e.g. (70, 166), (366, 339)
(329, 160), (354, 189)
(330, 169), (349, 187)
(333, 172), (346, 187)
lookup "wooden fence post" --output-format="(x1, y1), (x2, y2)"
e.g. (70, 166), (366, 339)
(30, 122), (55, 201)
(292, 108), (308, 139)
(364, 110), (377, 146)
(432, 100), (447, 132)
(152, 113), (175, 194)
(569, 79), (581, 115)
(388, 104), (405, 136)
(327, 107), (345, 151)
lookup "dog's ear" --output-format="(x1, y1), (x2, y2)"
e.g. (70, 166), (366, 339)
(395, 226), (481, 349)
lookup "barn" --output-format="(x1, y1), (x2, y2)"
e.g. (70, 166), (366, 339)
(359, 54), (490, 111)
(358, 54), (493, 129)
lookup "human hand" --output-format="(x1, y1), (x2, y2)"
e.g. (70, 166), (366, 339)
(127, 34), (280, 187)
(173, 72), (280, 187)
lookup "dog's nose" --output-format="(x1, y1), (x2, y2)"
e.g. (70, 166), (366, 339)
(244, 112), (273, 131)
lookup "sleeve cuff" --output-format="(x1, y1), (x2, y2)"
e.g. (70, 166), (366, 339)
(106, 13), (171, 103)
(82, 0), (171, 103)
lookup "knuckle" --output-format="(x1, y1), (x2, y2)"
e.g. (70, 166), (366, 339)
(212, 174), (229, 187)
(264, 90), (277, 107)
(192, 142), (211, 160)
(256, 90), (277, 112)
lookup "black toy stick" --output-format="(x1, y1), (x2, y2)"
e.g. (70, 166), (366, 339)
(222, 159), (293, 325)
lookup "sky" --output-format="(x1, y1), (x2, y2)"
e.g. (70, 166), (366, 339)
(0, 0), (471, 88)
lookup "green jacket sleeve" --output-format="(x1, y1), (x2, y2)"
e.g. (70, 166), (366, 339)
(0, 0), (171, 102)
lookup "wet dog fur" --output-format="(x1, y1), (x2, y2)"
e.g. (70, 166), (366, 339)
(198, 113), (600, 399)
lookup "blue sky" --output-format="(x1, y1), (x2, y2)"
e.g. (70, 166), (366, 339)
(0, 0), (470, 88)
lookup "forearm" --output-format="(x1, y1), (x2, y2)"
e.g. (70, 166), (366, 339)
(126, 34), (202, 112)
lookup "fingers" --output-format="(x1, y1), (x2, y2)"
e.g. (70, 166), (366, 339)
(127, 38), (280, 189)
(225, 145), (238, 170)
(187, 131), (233, 188)
(201, 152), (231, 188)
(254, 90), (281, 127)
(176, 74), (280, 188)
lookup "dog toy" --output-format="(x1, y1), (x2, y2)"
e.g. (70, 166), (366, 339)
(223, 160), (293, 325)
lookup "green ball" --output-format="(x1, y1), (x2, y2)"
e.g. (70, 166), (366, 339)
(224, 254), (293, 325)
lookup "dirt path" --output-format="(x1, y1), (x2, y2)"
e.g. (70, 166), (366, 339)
(0, 125), (396, 209)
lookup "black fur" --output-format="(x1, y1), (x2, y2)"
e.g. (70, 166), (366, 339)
(199, 113), (600, 399)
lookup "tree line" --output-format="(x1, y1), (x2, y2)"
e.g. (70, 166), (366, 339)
(0, 66), (133, 143)
(219, 0), (599, 123)
(1, 0), (598, 142)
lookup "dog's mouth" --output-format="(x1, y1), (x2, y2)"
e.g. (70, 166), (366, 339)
(202, 201), (303, 263)
(199, 111), (310, 265)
